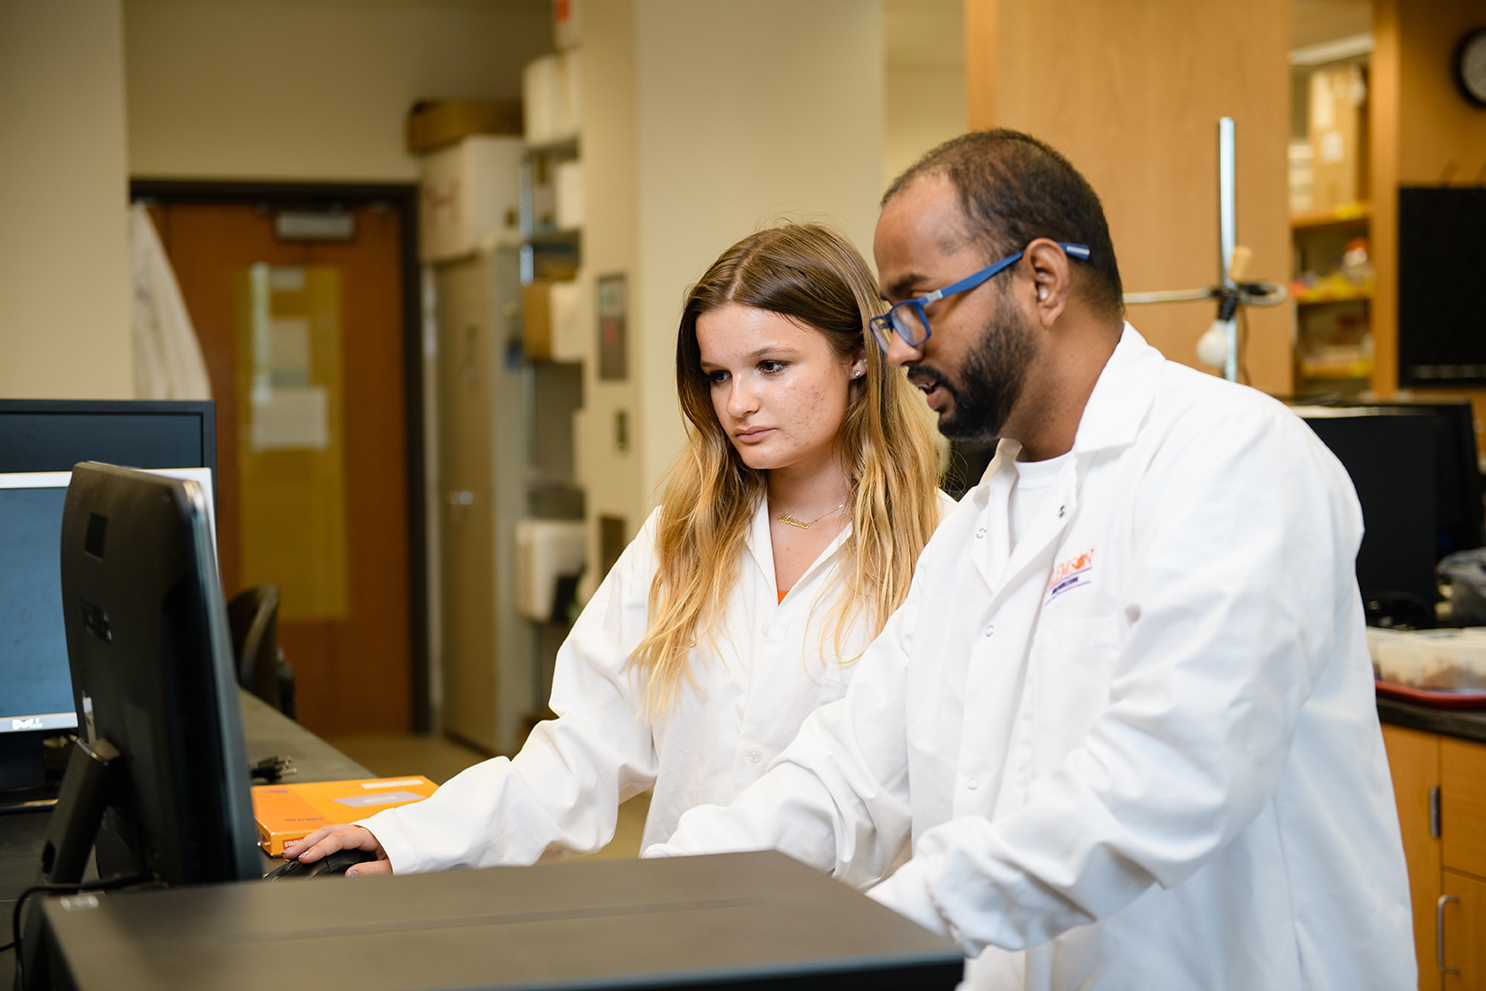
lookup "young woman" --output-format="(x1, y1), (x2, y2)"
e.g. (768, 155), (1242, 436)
(285, 224), (953, 875)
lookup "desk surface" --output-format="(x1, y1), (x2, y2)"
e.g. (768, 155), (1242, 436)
(42, 850), (963, 991)
(1, 690), (371, 988)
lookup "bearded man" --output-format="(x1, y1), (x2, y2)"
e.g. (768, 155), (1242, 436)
(647, 130), (1414, 991)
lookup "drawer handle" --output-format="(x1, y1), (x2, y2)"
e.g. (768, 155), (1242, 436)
(1438, 894), (1461, 975)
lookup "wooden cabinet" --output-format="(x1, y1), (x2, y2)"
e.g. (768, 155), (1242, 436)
(1443, 740), (1486, 880)
(1386, 724), (1445, 990)
(1383, 724), (1486, 990)
(1441, 871), (1486, 989)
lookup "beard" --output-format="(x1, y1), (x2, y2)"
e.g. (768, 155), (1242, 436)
(912, 289), (1037, 442)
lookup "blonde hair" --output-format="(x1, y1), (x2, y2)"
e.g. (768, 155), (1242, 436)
(630, 224), (942, 718)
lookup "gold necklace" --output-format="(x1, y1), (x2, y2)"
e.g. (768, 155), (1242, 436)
(777, 502), (844, 529)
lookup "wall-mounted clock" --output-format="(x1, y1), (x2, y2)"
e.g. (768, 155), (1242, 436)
(1458, 27), (1486, 109)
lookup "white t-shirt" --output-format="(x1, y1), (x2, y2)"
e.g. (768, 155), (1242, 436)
(1009, 451), (1073, 546)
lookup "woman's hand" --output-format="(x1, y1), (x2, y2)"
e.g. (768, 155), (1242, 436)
(282, 823), (391, 876)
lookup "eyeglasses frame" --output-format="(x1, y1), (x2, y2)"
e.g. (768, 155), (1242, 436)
(868, 241), (1091, 352)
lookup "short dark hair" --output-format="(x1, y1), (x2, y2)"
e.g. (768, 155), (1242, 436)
(884, 130), (1124, 319)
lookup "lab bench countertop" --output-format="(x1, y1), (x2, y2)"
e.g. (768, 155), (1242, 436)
(1377, 696), (1486, 745)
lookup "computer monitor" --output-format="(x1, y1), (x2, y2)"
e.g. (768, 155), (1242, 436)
(49, 463), (258, 885)
(0, 400), (215, 796)
(1293, 400), (1486, 612)
(1397, 187), (1486, 388)
(1298, 408), (1438, 606)
(0, 475), (76, 750)
(1360, 399), (1486, 557)
(0, 399), (215, 493)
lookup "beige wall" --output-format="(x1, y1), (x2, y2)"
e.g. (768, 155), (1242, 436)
(885, 0), (966, 191)
(0, 0), (133, 399)
(574, 0), (886, 582)
(633, 0), (886, 509)
(967, 0), (1294, 394)
(573, 0), (644, 590)
(124, 0), (552, 182)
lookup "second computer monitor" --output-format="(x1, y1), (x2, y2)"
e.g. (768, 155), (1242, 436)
(58, 463), (259, 884)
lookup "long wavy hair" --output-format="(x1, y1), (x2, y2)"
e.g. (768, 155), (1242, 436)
(630, 224), (943, 718)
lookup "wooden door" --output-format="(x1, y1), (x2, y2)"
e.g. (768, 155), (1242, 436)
(152, 201), (411, 733)
(1384, 723), (1444, 991)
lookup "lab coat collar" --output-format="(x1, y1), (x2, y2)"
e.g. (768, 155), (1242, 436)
(967, 323), (1159, 495)
(1070, 322), (1165, 456)
(747, 496), (779, 590)
(971, 323), (1159, 592)
(745, 493), (852, 597)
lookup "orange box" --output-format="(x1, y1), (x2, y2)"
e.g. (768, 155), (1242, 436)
(251, 776), (439, 856)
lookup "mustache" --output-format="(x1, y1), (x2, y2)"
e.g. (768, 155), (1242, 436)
(905, 362), (950, 391)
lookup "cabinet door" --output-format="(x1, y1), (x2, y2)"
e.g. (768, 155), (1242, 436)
(1443, 738), (1486, 879)
(1385, 724), (1444, 991)
(1442, 870), (1486, 990)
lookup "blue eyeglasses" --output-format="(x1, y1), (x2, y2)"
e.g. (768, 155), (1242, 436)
(868, 242), (1091, 352)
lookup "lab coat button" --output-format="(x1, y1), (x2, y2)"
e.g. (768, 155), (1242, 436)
(976, 527), (986, 539)
(760, 623), (769, 636)
(983, 624), (995, 637)
(966, 777), (979, 790)
(1058, 505), (1066, 517)
(745, 745), (763, 764)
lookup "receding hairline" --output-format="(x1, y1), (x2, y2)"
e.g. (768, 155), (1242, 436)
(879, 168), (992, 267)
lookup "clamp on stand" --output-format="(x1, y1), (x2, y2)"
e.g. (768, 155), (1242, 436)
(1122, 117), (1289, 382)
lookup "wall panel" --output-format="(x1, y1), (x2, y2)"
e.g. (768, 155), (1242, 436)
(966, 0), (1293, 393)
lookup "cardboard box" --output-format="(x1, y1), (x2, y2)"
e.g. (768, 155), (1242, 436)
(252, 775), (439, 856)
(523, 52), (582, 145)
(523, 278), (585, 361)
(419, 135), (524, 262)
(1307, 64), (1367, 214)
(407, 100), (523, 154)
(524, 280), (554, 359)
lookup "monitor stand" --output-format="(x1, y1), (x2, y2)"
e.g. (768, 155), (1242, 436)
(15, 738), (125, 991)
(0, 730), (80, 812)
(0, 731), (47, 794)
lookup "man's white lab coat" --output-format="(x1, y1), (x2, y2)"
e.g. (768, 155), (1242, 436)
(650, 326), (1415, 990)
(362, 492), (952, 869)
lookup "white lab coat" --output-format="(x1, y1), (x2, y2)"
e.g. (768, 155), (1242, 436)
(650, 326), (1416, 990)
(362, 491), (955, 870)
(129, 204), (212, 401)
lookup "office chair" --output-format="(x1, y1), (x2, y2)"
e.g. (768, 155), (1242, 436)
(227, 585), (297, 720)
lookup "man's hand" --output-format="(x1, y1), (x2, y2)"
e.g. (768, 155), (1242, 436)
(283, 824), (391, 877)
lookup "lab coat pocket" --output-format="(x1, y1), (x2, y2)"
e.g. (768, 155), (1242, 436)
(1032, 616), (1120, 773)
(818, 656), (855, 698)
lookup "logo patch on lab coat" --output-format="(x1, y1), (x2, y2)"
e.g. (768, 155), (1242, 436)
(1045, 550), (1094, 604)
